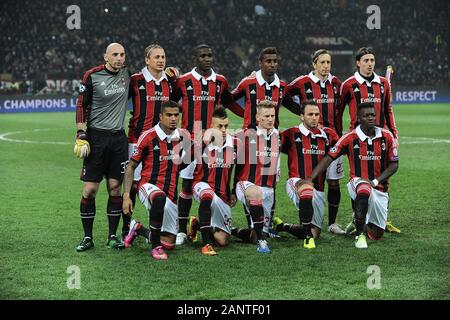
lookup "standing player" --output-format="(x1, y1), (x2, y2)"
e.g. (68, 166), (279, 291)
(122, 44), (172, 239)
(337, 47), (400, 233)
(170, 44), (233, 245)
(229, 47), (297, 231)
(188, 107), (240, 256)
(284, 49), (345, 235)
(273, 100), (339, 249)
(230, 46), (298, 129)
(308, 103), (399, 248)
(74, 43), (130, 252)
(122, 101), (184, 260)
(336, 47), (398, 139)
(234, 101), (281, 253)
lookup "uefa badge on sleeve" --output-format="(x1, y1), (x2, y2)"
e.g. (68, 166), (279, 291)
(79, 84), (86, 93)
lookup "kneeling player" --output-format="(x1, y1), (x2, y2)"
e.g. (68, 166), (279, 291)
(234, 101), (281, 254)
(188, 107), (240, 255)
(274, 100), (339, 249)
(122, 101), (185, 260)
(308, 102), (399, 248)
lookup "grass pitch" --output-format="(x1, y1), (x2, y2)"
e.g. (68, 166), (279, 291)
(0, 103), (449, 300)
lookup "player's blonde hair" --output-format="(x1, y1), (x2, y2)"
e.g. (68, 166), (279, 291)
(256, 100), (276, 114)
(144, 44), (164, 60)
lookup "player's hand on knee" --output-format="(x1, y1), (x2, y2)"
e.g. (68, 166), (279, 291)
(74, 130), (90, 159)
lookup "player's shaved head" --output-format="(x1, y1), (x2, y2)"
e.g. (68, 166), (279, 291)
(106, 43), (124, 54)
(104, 43), (125, 72)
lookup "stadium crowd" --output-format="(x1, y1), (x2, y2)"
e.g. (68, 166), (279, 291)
(1, 0), (448, 94)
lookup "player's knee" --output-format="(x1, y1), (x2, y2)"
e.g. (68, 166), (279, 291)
(367, 223), (384, 240)
(107, 179), (122, 196)
(311, 226), (321, 239)
(161, 235), (176, 250)
(245, 186), (262, 201)
(149, 190), (166, 206)
(327, 179), (340, 189)
(181, 179), (193, 194)
(355, 182), (371, 197)
(200, 189), (215, 202)
(83, 186), (98, 199)
(298, 184), (314, 201)
(214, 231), (229, 247)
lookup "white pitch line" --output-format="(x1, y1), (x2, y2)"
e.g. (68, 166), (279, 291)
(0, 129), (71, 145)
(401, 136), (450, 144)
(0, 129), (449, 145)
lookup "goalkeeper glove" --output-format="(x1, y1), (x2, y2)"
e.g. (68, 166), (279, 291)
(74, 130), (90, 159)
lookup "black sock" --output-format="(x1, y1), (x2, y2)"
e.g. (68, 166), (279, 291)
(243, 205), (252, 228)
(231, 227), (255, 243)
(248, 201), (264, 240)
(354, 195), (369, 234)
(80, 197), (95, 238)
(299, 199), (313, 237)
(327, 187), (341, 225)
(199, 199), (213, 245)
(178, 179), (193, 234)
(107, 196), (123, 237)
(149, 193), (166, 248)
(137, 225), (151, 241)
(178, 196), (192, 234)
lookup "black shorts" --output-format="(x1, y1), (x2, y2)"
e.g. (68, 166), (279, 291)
(80, 128), (128, 183)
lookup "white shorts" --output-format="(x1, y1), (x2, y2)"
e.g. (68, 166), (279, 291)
(138, 183), (178, 235)
(179, 160), (196, 180)
(193, 182), (233, 234)
(235, 181), (274, 233)
(286, 178), (326, 229)
(326, 155), (344, 180)
(347, 178), (389, 229)
(128, 143), (142, 181)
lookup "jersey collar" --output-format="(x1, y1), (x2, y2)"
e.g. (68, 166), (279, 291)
(308, 71), (333, 87)
(191, 68), (217, 84)
(354, 71), (381, 85)
(207, 134), (233, 151)
(299, 124), (327, 139)
(356, 125), (382, 145)
(256, 70), (280, 88)
(155, 123), (180, 142)
(142, 67), (168, 85)
(256, 126), (279, 140)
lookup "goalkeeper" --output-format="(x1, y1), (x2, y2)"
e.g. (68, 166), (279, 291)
(74, 43), (131, 252)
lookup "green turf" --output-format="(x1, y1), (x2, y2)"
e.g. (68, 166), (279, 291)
(0, 103), (449, 300)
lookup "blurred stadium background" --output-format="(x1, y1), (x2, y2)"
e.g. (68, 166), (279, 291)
(0, 0), (449, 301)
(0, 0), (448, 98)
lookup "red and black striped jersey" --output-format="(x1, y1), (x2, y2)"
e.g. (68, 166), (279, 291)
(231, 70), (287, 129)
(128, 68), (172, 143)
(193, 135), (240, 204)
(234, 127), (281, 188)
(328, 126), (399, 192)
(281, 125), (339, 192)
(131, 124), (184, 202)
(337, 72), (397, 138)
(171, 68), (230, 132)
(286, 72), (341, 130)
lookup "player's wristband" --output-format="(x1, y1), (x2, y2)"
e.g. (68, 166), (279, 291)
(372, 179), (379, 187)
(76, 130), (87, 140)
